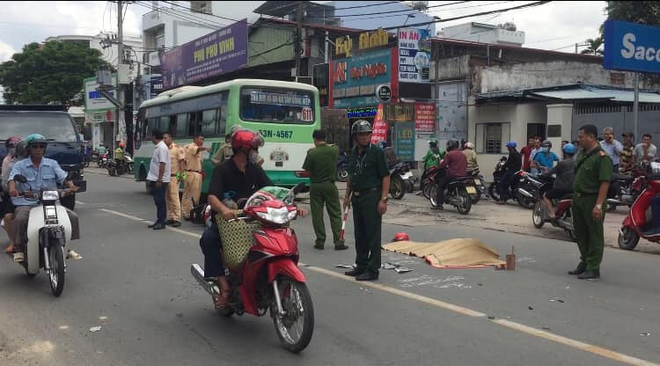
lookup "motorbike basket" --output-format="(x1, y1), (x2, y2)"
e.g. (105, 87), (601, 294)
(216, 213), (262, 269)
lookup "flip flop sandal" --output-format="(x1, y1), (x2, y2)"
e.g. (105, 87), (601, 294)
(13, 252), (24, 263)
(67, 250), (83, 260)
(213, 291), (231, 310)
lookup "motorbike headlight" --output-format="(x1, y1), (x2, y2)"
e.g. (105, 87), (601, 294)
(42, 190), (60, 201)
(256, 207), (291, 225)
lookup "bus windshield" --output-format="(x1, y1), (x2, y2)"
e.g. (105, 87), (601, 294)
(239, 87), (314, 125)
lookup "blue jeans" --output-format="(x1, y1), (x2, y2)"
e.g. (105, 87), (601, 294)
(200, 223), (225, 278)
(148, 180), (169, 224)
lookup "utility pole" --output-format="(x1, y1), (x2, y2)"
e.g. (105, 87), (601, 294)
(116, 0), (124, 156)
(294, 1), (303, 82)
(633, 73), (640, 141)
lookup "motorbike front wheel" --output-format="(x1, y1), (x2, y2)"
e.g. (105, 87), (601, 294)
(532, 201), (545, 228)
(488, 182), (502, 202)
(618, 226), (640, 250)
(272, 277), (314, 353)
(517, 193), (536, 209)
(108, 168), (116, 176)
(337, 169), (349, 182)
(390, 176), (405, 200)
(48, 244), (65, 297)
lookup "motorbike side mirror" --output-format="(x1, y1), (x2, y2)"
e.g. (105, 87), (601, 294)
(13, 174), (27, 184)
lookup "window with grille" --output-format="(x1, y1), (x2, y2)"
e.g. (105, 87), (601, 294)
(476, 123), (510, 154)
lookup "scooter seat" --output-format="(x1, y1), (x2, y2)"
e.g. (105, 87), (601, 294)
(559, 193), (573, 200)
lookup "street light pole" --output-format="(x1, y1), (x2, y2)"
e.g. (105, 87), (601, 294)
(115, 0), (124, 156)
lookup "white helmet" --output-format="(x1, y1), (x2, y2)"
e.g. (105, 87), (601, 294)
(465, 142), (475, 149)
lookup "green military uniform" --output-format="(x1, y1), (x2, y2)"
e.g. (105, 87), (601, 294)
(348, 144), (389, 274)
(303, 143), (344, 249)
(573, 145), (613, 273)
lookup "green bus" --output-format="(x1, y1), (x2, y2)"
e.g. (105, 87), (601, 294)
(134, 79), (320, 193)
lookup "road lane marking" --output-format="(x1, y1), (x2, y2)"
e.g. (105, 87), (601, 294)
(100, 208), (660, 366)
(75, 201), (86, 205)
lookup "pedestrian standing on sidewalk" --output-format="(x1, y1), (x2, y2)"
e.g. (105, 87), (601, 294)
(164, 133), (185, 227)
(619, 132), (635, 174)
(570, 124), (612, 280)
(182, 134), (211, 220)
(633, 134), (658, 165)
(342, 120), (390, 281)
(146, 130), (171, 230)
(303, 130), (348, 251)
(520, 137), (535, 172)
(599, 127), (623, 171)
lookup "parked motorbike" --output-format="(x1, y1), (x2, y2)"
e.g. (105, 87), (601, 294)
(336, 152), (349, 182)
(467, 168), (486, 204)
(488, 156), (535, 209)
(427, 168), (473, 215)
(606, 167), (647, 211)
(516, 172), (545, 209)
(530, 176), (576, 241)
(389, 162), (412, 200)
(10, 175), (84, 297)
(191, 183), (314, 353)
(618, 163), (660, 251)
(107, 156), (134, 176)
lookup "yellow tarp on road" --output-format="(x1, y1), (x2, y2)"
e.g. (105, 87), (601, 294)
(383, 238), (506, 269)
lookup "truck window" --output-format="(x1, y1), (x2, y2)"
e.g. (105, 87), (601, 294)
(0, 113), (78, 142)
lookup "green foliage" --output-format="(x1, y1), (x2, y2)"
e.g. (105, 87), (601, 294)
(0, 41), (112, 105)
(580, 37), (603, 55)
(605, 1), (660, 27)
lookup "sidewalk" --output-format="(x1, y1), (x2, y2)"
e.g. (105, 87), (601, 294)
(335, 183), (660, 255)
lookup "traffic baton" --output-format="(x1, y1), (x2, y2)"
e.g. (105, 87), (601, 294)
(339, 204), (350, 241)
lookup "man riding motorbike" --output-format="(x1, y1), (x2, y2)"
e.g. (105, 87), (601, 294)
(7, 134), (81, 263)
(198, 128), (306, 309)
(114, 142), (126, 170)
(422, 138), (443, 171)
(432, 139), (467, 210)
(2, 136), (22, 254)
(497, 141), (522, 205)
(463, 141), (478, 170)
(540, 143), (577, 219)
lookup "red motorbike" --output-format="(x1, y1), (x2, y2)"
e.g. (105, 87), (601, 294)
(191, 183), (314, 353)
(618, 164), (660, 251)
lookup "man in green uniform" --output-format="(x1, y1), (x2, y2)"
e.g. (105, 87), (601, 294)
(570, 124), (613, 280)
(303, 130), (348, 251)
(343, 120), (390, 281)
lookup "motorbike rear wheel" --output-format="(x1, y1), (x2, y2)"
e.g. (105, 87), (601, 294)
(455, 187), (472, 215)
(429, 186), (438, 207)
(422, 182), (432, 199)
(337, 169), (349, 182)
(48, 243), (65, 297)
(488, 182), (502, 202)
(108, 167), (117, 176)
(272, 277), (314, 353)
(390, 176), (405, 200)
(532, 201), (545, 228)
(618, 226), (640, 251)
(517, 193), (536, 210)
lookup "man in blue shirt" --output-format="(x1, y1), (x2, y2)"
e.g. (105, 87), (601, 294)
(8, 134), (80, 263)
(532, 140), (560, 175)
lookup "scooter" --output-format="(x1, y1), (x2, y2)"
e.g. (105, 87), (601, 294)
(336, 152), (349, 182)
(107, 155), (134, 176)
(606, 167), (647, 211)
(191, 183), (314, 353)
(10, 175), (83, 297)
(98, 152), (109, 168)
(530, 176), (576, 241)
(618, 164), (660, 251)
(389, 162), (412, 200)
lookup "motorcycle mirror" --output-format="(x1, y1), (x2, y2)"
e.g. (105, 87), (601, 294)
(13, 174), (27, 184)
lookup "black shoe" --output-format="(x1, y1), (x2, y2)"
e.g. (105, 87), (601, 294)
(152, 222), (166, 230)
(431, 205), (443, 210)
(166, 220), (175, 225)
(344, 268), (366, 277)
(313, 244), (324, 250)
(171, 221), (181, 228)
(577, 269), (600, 280)
(148, 223), (157, 229)
(568, 262), (587, 275)
(334, 244), (349, 251)
(356, 271), (379, 281)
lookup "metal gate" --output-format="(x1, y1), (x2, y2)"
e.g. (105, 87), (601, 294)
(572, 104), (660, 141)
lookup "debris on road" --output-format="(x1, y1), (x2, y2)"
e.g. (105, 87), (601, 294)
(394, 267), (413, 274)
(335, 264), (355, 269)
(89, 326), (102, 333)
(528, 306), (534, 310)
(382, 262), (400, 270)
(550, 299), (565, 303)
(640, 333), (651, 336)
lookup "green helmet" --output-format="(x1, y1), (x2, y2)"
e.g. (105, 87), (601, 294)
(351, 120), (372, 135)
(429, 137), (438, 146)
(25, 133), (47, 147)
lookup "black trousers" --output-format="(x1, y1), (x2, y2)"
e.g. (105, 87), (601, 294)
(199, 223), (225, 278)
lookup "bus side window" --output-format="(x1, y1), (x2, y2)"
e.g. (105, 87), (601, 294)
(218, 94), (227, 136)
(201, 110), (218, 136)
(175, 113), (188, 137)
(160, 116), (171, 134)
(189, 112), (201, 136)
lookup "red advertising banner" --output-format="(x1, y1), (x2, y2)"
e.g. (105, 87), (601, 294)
(415, 103), (436, 133)
(371, 104), (388, 144)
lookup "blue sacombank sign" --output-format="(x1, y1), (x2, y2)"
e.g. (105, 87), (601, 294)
(604, 20), (660, 74)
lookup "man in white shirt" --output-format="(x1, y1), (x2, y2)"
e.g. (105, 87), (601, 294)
(599, 127), (624, 171)
(633, 133), (658, 165)
(146, 129), (171, 230)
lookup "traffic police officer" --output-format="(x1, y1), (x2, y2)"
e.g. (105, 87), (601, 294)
(303, 129), (348, 251)
(343, 120), (390, 281)
(570, 124), (613, 280)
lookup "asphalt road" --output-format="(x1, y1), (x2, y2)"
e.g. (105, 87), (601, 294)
(1, 171), (660, 366)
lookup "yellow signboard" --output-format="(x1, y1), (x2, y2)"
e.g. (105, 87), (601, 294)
(335, 28), (389, 58)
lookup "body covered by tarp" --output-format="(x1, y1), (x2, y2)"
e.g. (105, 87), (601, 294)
(383, 238), (506, 269)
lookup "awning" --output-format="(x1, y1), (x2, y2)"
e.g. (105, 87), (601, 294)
(532, 88), (660, 103)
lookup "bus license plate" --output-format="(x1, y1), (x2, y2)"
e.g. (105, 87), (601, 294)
(466, 186), (477, 194)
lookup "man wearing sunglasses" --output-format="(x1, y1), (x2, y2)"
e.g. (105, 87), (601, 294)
(7, 134), (80, 263)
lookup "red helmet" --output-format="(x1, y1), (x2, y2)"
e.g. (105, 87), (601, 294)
(393, 232), (410, 242)
(5, 136), (21, 148)
(119, 142), (126, 148)
(231, 129), (264, 150)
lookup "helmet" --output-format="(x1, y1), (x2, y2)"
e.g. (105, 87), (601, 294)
(446, 139), (459, 151)
(464, 142), (474, 150)
(351, 120), (372, 135)
(119, 142), (126, 148)
(562, 143), (577, 155)
(506, 141), (517, 149)
(429, 137), (438, 146)
(231, 128), (264, 150)
(541, 140), (552, 148)
(15, 140), (28, 159)
(25, 134), (47, 147)
(5, 136), (21, 149)
(393, 232), (410, 242)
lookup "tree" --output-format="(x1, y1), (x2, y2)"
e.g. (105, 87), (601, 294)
(0, 41), (111, 105)
(580, 37), (603, 55)
(604, 1), (660, 27)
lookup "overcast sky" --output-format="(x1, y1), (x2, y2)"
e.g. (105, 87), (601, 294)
(0, 1), (607, 63)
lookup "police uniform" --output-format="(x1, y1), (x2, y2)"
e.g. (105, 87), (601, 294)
(348, 144), (389, 276)
(303, 143), (344, 249)
(572, 145), (613, 276)
(166, 142), (185, 224)
(182, 143), (204, 219)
